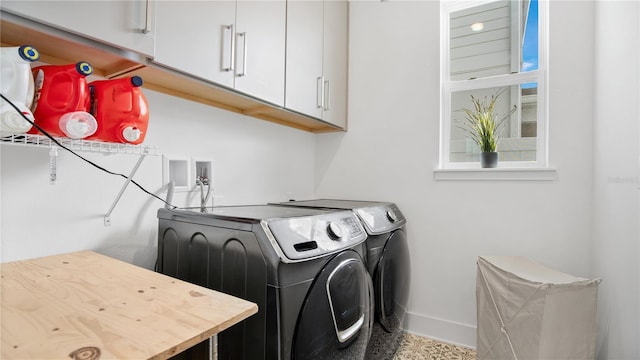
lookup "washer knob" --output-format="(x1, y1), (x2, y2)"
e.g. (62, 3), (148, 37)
(327, 222), (343, 240)
(386, 209), (398, 223)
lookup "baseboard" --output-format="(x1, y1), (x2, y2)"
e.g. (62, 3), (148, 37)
(404, 311), (477, 349)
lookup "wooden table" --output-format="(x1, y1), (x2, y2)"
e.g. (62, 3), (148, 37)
(1, 251), (258, 359)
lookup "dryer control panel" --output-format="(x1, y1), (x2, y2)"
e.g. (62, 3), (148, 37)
(265, 211), (367, 262)
(355, 204), (406, 235)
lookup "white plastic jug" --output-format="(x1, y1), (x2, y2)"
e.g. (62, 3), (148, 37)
(0, 45), (40, 136)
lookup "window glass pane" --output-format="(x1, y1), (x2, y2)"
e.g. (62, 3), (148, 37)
(449, 0), (538, 80)
(520, 84), (537, 138)
(449, 84), (537, 163)
(449, 1), (514, 80)
(522, 0), (538, 72)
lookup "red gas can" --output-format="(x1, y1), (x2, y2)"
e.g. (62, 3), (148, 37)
(87, 76), (149, 145)
(29, 62), (96, 138)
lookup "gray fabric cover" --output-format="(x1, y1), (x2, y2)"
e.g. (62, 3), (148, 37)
(476, 256), (601, 360)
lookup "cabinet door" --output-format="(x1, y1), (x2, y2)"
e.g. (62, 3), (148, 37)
(322, 0), (348, 129)
(235, 1), (286, 106)
(1, 0), (155, 57)
(285, 1), (323, 119)
(154, 1), (235, 88)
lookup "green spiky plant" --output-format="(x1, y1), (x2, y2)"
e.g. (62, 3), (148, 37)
(457, 90), (517, 153)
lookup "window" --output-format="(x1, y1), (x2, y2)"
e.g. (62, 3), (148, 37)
(440, 0), (547, 169)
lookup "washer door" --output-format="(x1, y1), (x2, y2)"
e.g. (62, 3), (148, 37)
(376, 229), (411, 332)
(293, 250), (373, 360)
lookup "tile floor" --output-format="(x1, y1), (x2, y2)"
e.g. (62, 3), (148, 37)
(392, 332), (477, 360)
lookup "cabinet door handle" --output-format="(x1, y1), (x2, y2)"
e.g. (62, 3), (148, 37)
(236, 32), (248, 77)
(141, 0), (152, 34)
(324, 79), (330, 111)
(222, 24), (234, 72)
(317, 76), (324, 109)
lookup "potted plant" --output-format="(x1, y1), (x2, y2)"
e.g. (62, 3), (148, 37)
(457, 90), (517, 168)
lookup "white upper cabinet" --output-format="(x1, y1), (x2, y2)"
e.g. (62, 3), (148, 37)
(1, 0), (156, 57)
(285, 1), (324, 119)
(154, 0), (286, 107)
(285, 0), (347, 128)
(154, 1), (235, 88)
(234, 1), (286, 106)
(321, 1), (348, 129)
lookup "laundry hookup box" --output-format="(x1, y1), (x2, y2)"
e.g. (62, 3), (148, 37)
(476, 256), (601, 360)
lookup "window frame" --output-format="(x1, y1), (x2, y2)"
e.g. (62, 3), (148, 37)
(439, 0), (549, 170)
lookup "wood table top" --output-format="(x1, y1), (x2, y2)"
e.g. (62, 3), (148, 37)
(1, 250), (258, 359)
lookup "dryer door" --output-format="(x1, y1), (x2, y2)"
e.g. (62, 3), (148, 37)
(376, 229), (411, 332)
(293, 250), (373, 360)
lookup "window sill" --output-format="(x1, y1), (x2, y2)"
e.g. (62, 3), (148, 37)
(433, 167), (557, 181)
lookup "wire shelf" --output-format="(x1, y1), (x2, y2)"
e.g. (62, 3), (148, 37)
(0, 133), (158, 156)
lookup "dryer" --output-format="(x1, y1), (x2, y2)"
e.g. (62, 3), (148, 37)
(157, 205), (374, 360)
(273, 200), (410, 358)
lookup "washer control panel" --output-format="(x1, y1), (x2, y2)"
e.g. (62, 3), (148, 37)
(266, 211), (367, 261)
(355, 204), (406, 235)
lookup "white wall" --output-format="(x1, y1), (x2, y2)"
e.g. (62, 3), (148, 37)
(0, 89), (317, 268)
(316, 0), (595, 348)
(592, 1), (640, 359)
